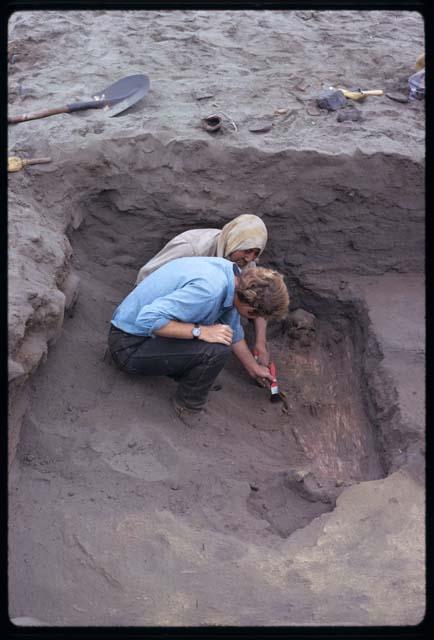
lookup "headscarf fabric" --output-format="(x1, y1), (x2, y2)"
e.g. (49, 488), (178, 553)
(216, 214), (268, 258)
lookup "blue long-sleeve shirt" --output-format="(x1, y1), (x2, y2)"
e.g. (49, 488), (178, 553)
(111, 257), (244, 343)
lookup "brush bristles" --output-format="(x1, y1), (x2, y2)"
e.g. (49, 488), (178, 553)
(270, 393), (282, 403)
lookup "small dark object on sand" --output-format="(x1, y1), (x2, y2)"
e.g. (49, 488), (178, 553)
(201, 115), (222, 132)
(193, 89), (215, 101)
(248, 119), (273, 133)
(385, 92), (409, 104)
(337, 108), (362, 122)
(316, 88), (346, 111)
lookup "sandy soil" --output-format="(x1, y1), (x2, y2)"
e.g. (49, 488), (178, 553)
(7, 9), (425, 628)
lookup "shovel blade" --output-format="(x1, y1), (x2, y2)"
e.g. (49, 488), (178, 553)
(93, 74), (149, 101)
(94, 74), (150, 116)
(107, 84), (149, 117)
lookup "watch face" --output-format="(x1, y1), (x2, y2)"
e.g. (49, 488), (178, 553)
(192, 326), (201, 338)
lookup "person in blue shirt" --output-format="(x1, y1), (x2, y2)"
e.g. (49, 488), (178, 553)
(108, 256), (289, 426)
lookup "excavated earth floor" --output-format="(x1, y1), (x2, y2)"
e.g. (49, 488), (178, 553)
(7, 9), (425, 628)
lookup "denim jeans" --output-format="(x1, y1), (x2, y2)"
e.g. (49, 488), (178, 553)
(108, 324), (231, 411)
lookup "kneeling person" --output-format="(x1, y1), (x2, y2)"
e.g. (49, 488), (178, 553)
(108, 257), (289, 424)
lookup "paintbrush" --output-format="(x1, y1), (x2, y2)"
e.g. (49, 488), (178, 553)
(267, 361), (282, 403)
(252, 349), (283, 403)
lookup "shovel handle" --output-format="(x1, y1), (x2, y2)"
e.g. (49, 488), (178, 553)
(8, 156), (52, 172)
(8, 99), (109, 124)
(66, 99), (109, 112)
(23, 157), (52, 166)
(8, 106), (71, 124)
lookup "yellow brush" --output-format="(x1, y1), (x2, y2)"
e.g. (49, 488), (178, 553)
(339, 88), (384, 101)
(8, 156), (52, 172)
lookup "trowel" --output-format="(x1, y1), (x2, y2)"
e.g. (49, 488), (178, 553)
(8, 74), (150, 124)
(337, 87), (383, 101)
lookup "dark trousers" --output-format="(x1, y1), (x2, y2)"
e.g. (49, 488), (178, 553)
(108, 324), (231, 411)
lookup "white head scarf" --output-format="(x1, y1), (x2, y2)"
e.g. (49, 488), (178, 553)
(216, 214), (268, 258)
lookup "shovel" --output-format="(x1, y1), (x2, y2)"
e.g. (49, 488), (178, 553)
(8, 74), (150, 124)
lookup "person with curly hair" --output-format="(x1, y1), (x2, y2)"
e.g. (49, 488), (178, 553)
(109, 256), (289, 426)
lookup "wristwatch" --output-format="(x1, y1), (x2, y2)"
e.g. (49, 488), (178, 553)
(192, 323), (201, 339)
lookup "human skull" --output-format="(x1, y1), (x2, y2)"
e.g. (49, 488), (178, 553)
(288, 308), (316, 347)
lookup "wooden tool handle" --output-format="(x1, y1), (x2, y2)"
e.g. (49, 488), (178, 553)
(8, 106), (70, 124)
(23, 157), (52, 166)
(7, 99), (108, 124)
(8, 156), (52, 172)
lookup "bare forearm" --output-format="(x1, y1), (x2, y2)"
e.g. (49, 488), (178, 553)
(232, 339), (257, 375)
(155, 321), (233, 345)
(253, 317), (270, 365)
(232, 339), (273, 382)
(254, 317), (268, 347)
(154, 320), (196, 339)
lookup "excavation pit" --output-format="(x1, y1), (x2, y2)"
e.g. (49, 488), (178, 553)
(14, 187), (388, 544)
(8, 146), (423, 627)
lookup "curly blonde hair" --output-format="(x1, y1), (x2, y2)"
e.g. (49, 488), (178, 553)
(236, 267), (289, 321)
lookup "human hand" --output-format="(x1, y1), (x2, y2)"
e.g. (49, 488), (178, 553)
(200, 324), (233, 346)
(251, 363), (274, 388)
(253, 344), (270, 366)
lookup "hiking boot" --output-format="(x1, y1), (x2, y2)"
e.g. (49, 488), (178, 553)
(172, 398), (208, 428)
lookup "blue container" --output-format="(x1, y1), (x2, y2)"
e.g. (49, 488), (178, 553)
(408, 69), (425, 100)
